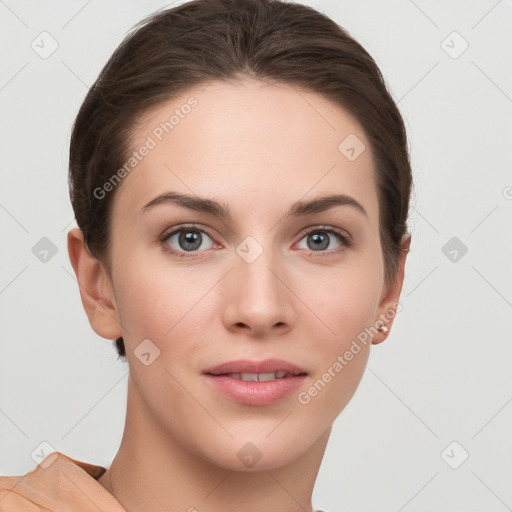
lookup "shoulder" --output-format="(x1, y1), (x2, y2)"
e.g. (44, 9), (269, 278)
(0, 451), (125, 511)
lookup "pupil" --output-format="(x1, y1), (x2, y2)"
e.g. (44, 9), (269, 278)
(308, 232), (328, 251)
(180, 230), (201, 251)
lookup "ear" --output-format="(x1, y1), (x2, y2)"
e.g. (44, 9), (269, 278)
(372, 233), (411, 345)
(67, 227), (123, 340)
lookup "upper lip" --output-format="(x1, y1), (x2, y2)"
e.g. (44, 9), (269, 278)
(203, 358), (308, 376)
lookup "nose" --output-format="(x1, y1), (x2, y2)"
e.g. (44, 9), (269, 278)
(222, 243), (296, 338)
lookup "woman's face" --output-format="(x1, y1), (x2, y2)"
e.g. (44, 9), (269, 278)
(95, 78), (405, 470)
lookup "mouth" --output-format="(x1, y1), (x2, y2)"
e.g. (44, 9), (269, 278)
(203, 358), (308, 405)
(208, 371), (306, 382)
(203, 357), (308, 377)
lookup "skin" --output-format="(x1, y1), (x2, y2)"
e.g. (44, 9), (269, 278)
(68, 78), (410, 512)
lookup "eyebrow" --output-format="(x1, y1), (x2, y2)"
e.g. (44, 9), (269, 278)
(139, 191), (368, 219)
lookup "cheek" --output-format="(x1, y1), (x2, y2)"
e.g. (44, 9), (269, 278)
(114, 272), (170, 340)
(112, 249), (214, 355)
(296, 262), (382, 403)
(301, 257), (382, 343)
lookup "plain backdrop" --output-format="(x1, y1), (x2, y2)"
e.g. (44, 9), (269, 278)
(1, 1), (511, 510)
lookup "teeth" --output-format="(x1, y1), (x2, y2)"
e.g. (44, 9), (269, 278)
(225, 372), (290, 381)
(241, 372), (259, 382)
(258, 372), (276, 382)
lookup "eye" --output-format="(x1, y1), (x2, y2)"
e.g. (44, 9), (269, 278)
(161, 224), (217, 257)
(160, 224), (352, 258)
(296, 226), (352, 254)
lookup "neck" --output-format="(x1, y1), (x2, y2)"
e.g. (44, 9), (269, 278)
(97, 374), (331, 512)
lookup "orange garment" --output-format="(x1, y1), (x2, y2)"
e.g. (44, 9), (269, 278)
(0, 451), (125, 511)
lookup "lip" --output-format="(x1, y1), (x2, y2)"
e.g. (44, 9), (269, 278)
(203, 358), (308, 406)
(203, 358), (308, 376)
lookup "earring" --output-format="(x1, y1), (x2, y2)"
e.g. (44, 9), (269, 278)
(377, 324), (389, 333)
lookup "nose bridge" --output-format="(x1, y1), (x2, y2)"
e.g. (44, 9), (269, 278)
(236, 234), (283, 300)
(225, 233), (294, 332)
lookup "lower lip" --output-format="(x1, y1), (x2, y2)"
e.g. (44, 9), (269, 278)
(204, 374), (307, 405)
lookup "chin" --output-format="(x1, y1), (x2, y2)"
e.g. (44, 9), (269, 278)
(193, 422), (322, 472)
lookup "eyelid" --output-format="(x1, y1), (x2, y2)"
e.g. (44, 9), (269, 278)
(296, 224), (352, 243)
(160, 222), (219, 248)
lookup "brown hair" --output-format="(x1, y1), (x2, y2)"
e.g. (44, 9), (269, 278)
(68, 0), (413, 360)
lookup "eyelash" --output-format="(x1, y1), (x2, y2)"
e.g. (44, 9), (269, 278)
(159, 223), (352, 258)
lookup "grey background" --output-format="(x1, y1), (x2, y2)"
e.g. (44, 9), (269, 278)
(1, 0), (511, 510)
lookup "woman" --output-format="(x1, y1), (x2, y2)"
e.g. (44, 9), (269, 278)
(0, 0), (412, 510)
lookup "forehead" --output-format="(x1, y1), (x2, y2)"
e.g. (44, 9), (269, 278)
(112, 78), (379, 225)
